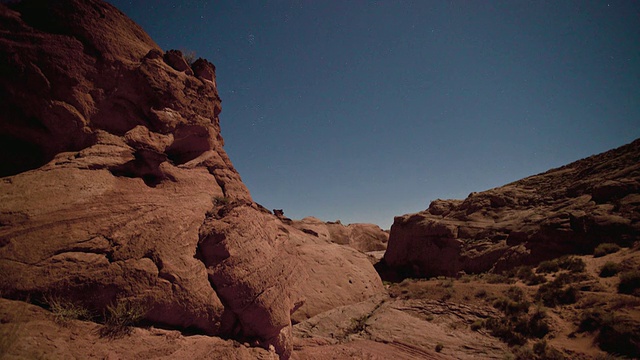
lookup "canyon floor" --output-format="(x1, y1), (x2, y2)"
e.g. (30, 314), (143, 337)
(2, 242), (638, 359)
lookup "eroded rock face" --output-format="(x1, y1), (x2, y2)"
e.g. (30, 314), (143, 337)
(291, 217), (389, 252)
(384, 139), (640, 278)
(0, 1), (384, 358)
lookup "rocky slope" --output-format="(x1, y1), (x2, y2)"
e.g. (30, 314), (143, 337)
(383, 139), (640, 278)
(0, 1), (383, 358)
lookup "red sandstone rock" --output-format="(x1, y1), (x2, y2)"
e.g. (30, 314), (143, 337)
(0, 1), (384, 358)
(291, 217), (389, 252)
(384, 139), (640, 278)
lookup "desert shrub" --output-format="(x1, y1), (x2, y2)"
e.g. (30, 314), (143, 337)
(494, 298), (530, 316)
(182, 50), (197, 65)
(474, 289), (488, 298)
(594, 243), (621, 258)
(439, 278), (454, 288)
(537, 260), (559, 273)
(536, 281), (578, 307)
(537, 257), (586, 274)
(435, 343), (444, 352)
(578, 310), (639, 358)
(505, 286), (525, 302)
(599, 262), (621, 278)
(484, 299), (549, 346)
(214, 196), (231, 205)
(484, 273), (515, 284)
(46, 297), (92, 325)
(100, 300), (147, 338)
(485, 317), (527, 346)
(470, 320), (483, 331)
(596, 317), (640, 358)
(557, 256), (586, 273)
(532, 340), (566, 360)
(618, 270), (640, 295)
(536, 260), (559, 274)
(578, 309), (612, 333)
(505, 266), (547, 285)
(526, 307), (551, 339)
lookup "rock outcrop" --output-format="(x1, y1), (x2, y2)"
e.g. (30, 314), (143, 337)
(290, 217), (389, 253)
(0, 1), (383, 358)
(383, 139), (640, 278)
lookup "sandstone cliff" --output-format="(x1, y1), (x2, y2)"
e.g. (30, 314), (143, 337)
(0, 1), (383, 358)
(383, 139), (640, 278)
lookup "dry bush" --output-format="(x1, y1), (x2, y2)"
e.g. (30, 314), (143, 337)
(593, 243), (621, 258)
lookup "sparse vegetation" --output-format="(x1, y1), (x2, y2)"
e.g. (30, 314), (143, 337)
(536, 280), (578, 307)
(618, 270), (640, 295)
(599, 261), (621, 278)
(536, 256), (585, 274)
(99, 299), (147, 338)
(514, 266), (547, 285)
(483, 289), (550, 346)
(46, 297), (92, 325)
(474, 289), (488, 298)
(483, 273), (515, 284)
(578, 309), (639, 358)
(214, 196), (231, 205)
(435, 343), (444, 352)
(594, 243), (621, 258)
(182, 50), (197, 65)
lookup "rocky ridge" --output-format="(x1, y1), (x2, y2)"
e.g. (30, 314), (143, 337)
(383, 138), (640, 278)
(0, 1), (383, 358)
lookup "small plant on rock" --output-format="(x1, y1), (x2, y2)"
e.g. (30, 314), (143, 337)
(46, 296), (92, 325)
(99, 299), (147, 338)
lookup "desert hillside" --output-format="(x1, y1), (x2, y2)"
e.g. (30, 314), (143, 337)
(1, 1), (638, 359)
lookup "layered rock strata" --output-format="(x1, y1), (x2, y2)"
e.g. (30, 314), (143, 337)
(384, 139), (640, 278)
(0, 1), (384, 358)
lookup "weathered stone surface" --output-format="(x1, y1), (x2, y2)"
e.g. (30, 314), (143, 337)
(384, 139), (640, 278)
(291, 217), (389, 252)
(0, 298), (279, 360)
(0, 2), (385, 358)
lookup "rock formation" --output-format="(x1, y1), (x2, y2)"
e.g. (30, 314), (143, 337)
(0, 1), (383, 358)
(290, 217), (389, 253)
(383, 139), (640, 278)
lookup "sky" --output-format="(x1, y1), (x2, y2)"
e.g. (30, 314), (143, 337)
(108, 0), (640, 229)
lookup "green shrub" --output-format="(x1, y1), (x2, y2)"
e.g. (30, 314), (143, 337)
(618, 270), (640, 295)
(594, 243), (621, 258)
(100, 300), (147, 338)
(599, 262), (621, 278)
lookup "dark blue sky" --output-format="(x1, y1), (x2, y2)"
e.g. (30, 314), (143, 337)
(108, 1), (640, 229)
